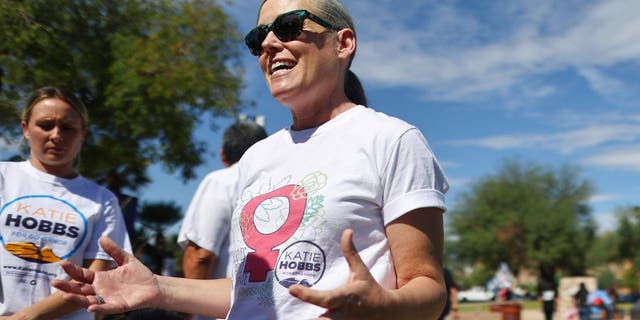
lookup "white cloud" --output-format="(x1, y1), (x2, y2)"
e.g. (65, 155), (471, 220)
(577, 67), (628, 98)
(448, 123), (640, 154)
(225, 0), (640, 102)
(589, 193), (621, 203)
(445, 177), (471, 189)
(523, 85), (556, 99)
(351, 0), (640, 101)
(438, 160), (460, 169)
(582, 144), (640, 172)
(593, 210), (618, 233)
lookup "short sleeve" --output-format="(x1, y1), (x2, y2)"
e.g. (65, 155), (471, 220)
(381, 128), (449, 225)
(177, 171), (234, 256)
(85, 194), (132, 260)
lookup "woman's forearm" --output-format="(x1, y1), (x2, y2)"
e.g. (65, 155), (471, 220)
(385, 208), (447, 319)
(157, 276), (231, 319)
(10, 291), (80, 320)
(387, 275), (447, 320)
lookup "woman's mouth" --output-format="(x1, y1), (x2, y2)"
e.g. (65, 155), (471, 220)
(270, 60), (295, 75)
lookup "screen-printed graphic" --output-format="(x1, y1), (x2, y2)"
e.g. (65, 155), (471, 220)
(0, 195), (87, 263)
(238, 171), (329, 289)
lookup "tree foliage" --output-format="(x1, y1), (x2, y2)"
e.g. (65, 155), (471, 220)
(612, 206), (640, 289)
(135, 201), (182, 274)
(586, 231), (619, 267)
(615, 206), (640, 260)
(0, 0), (246, 189)
(449, 159), (596, 276)
(138, 201), (183, 235)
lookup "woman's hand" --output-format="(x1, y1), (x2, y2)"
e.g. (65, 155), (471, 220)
(52, 237), (161, 314)
(288, 229), (392, 319)
(291, 208), (447, 320)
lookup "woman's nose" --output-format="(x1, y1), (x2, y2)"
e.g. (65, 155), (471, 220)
(50, 126), (63, 142)
(261, 30), (283, 54)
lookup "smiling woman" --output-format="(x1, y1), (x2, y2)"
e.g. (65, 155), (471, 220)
(51, 1), (449, 319)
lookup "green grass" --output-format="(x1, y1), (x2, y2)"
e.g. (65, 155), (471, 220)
(458, 300), (552, 312)
(459, 301), (636, 314)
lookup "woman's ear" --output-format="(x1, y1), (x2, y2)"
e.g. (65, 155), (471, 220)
(81, 127), (89, 142)
(21, 121), (29, 139)
(220, 148), (231, 167)
(336, 28), (356, 59)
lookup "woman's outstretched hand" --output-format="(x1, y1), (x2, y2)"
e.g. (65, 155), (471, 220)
(52, 237), (161, 314)
(288, 229), (393, 319)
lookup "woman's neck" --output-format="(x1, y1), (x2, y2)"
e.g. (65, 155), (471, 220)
(290, 101), (357, 130)
(29, 158), (78, 179)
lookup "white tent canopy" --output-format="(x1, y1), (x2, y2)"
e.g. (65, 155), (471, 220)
(486, 262), (516, 292)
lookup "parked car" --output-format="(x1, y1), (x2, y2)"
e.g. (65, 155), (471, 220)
(457, 286), (496, 302)
(617, 292), (640, 303)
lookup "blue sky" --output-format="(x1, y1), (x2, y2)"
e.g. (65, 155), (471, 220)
(3, 0), (639, 234)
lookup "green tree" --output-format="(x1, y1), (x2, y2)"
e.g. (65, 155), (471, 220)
(0, 0), (245, 189)
(458, 264), (494, 290)
(613, 206), (640, 290)
(586, 231), (619, 267)
(137, 201), (183, 236)
(449, 159), (596, 277)
(616, 206), (640, 260)
(135, 201), (182, 274)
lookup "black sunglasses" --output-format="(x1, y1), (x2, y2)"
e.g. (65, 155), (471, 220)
(244, 9), (338, 56)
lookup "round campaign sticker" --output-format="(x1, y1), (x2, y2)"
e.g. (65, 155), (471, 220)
(275, 240), (326, 288)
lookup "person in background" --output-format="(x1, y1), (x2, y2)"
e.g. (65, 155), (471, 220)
(538, 274), (557, 320)
(177, 121), (267, 320)
(52, 0), (449, 318)
(587, 286), (613, 319)
(607, 287), (624, 320)
(161, 250), (176, 277)
(0, 86), (131, 319)
(438, 268), (460, 320)
(574, 282), (590, 320)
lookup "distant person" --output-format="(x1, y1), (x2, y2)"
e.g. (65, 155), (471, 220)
(161, 250), (176, 276)
(438, 268), (460, 320)
(587, 286), (612, 319)
(498, 286), (513, 301)
(177, 121), (267, 320)
(574, 282), (590, 320)
(607, 287), (623, 320)
(538, 276), (557, 320)
(0, 86), (131, 319)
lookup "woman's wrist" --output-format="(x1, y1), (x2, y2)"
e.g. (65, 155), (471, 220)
(10, 310), (33, 320)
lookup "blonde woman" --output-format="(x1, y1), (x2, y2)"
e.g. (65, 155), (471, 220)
(0, 86), (131, 319)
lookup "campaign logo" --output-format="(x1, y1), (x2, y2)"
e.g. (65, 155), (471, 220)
(275, 240), (326, 288)
(0, 195), (87, 263)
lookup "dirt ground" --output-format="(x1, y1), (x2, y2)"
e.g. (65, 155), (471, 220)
(450, 309), (631, 320)
(452, 309), (543, 320)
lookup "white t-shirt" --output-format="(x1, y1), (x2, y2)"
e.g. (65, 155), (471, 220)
(177, 165), (238, 320)
(178, 164), (238, 278)
(0, 161), (132, 319)
(226, 106), (449, 319)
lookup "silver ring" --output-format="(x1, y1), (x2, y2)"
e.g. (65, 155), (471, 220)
(95, 295), (105, 305)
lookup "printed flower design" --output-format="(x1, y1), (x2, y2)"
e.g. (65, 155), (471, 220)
(297, 171), (327, 197)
